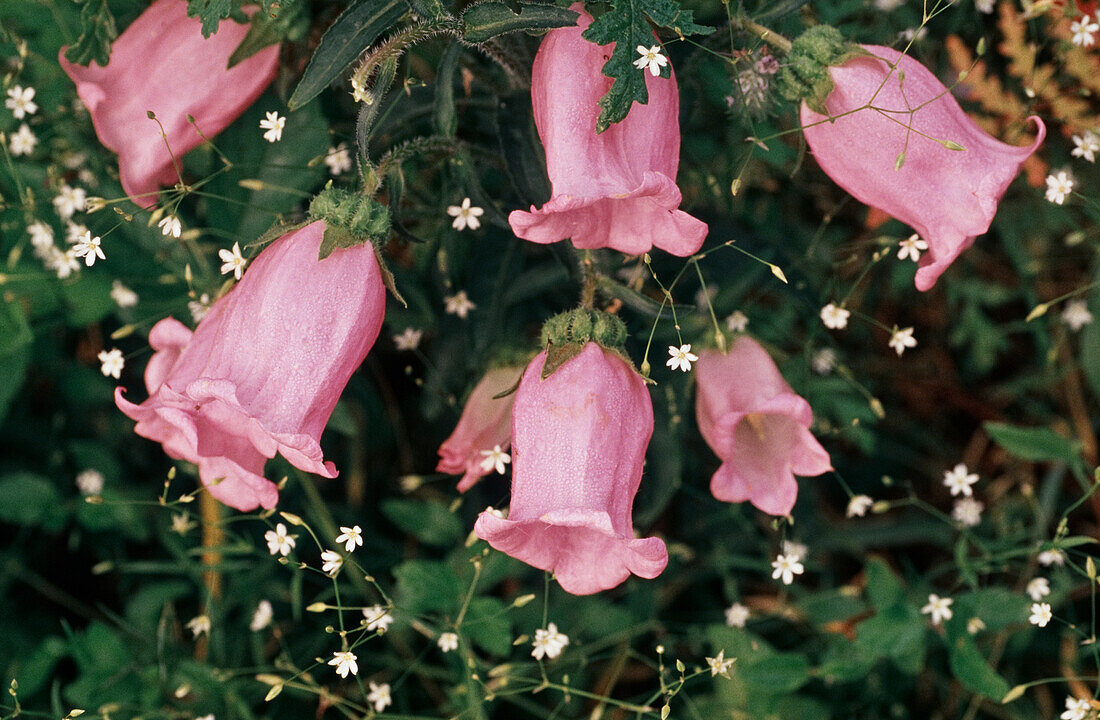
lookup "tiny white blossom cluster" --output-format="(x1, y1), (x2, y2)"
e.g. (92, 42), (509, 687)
(531, 622), (569, 660)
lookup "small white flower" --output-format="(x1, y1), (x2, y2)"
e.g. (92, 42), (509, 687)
(706, 649), (736, 678)
(321, 549), (343, 577)
(446, 197), (485, 231)
(72, 231), (105, 267)
(8, 123), (36, 156)
(158, 214), (182, 238)
(952, 497), (984, 527)
(335, 525), (363, 552)
(1062, 299), (1093, 331)
(27, 221), (53, 249)
(820, 302), (850, 330)
(189, 293), (212, 323)
(846, 494), (874, 518)
(1071, 15), (1099, 47)
(874, 0), (903, 10)
(218, 242), (247, 280)
(444, 290), (476, 318)
(484, 505), (507, 519)
(1072, 131), (1100, 163)
(781, 540), (808, 563)
(367, 682), (391, 712)
(771, 553), (804, 585)
(967, 617), (986, 634)
(479, 445), (511, 475)
(98, 348), (124, 379)
(438, 632), (459, 653)
(186, 614), (211, 638)
(897, 234), (928, 262)
(45, 247), (80, 279)
(393, 327), (423, 351)
(666, 343), (698, 373)
(363, 604), (394, 633)
(633, 45), (669, 76)
(888, 326), (917, 357)
(324, 142), (352, 175)
(1026, 577), (1051, 602)
(1039, 548), (1066, 567)
(53, 185), (86, 220)
(250, 600), (273, 631)
(812, 348), (837, 375)
(328, 650), (358, 679)
(1046, 171), (1075, 205)
(1029, 602), (1053, 627)
(943, 463), (979, 497)
(1062, 696), (1092, 720)
(264, 523), (296, 556)
(259, 111), (286, 143)
(921, 593), (953, 626)
(725, 310), (749, 332)
(974, 0), (995, 13)
(171, 512), (196, 535)
(5, 85), (37, 119)
(532, 622), (569, 660)
(724, 602), (749, 628)
(66, 223), (89, 245)
(75, 469), (105, 496)
(110, 280), (139, 308)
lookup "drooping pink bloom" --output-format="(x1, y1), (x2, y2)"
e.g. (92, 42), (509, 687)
(474, 343), (668, 595)
(506, 4), (707, 257)
(695, 337), (831, 516)
(801, 45), (1044, 291)
(115, 221), (385, 511)
(59, 0), (280, 204)
(437, 365), (523, 492)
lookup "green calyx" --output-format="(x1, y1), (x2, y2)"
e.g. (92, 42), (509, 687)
(538, 309), (629, 380)
(775, 25), (868, 115)
(308, 182), (391, 260)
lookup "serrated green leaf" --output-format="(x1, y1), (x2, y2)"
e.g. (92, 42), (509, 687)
(186, 0), (236, 37)
(983, 422), (1080, 464)
(461, 2), (579, 44)
(63, 0), (117, 67)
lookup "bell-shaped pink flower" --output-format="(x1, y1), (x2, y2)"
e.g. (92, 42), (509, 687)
(115, 221), (385, 511)
(59, 0), (280, 204)
(695, 337), (831, 516)
(801, 45), (1044, 291)
(437, 365), (523, 492)
(506, 4), (707, 257)
(474, 343), (667, 595)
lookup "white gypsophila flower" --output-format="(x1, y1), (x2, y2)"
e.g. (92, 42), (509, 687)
(531, 622), (570, 660)
(321, 549), (343, 577)
(1072, 15), (1099, 47)
(171, 512), (197, 535)
(1062, 696), (1092, 720)
(952, 497), (984, 527)
(259, 111), (286, 143)
(8, 123), (36, 156)
(438, 632), (459, 653)
(812, 348), (837, 375)
(75, 469), (105, 496)
(725, 310), (749, 332)
(1046, 171), (1074, 205)
(633, 45), (669, 76)
(846, 494), (874, 518)
(218, 242), (247, 280)
(897, 234), (928, 262)
(363, 605), (394, 633)
(724, 602), (749, 628)
(943, 463), (979, 497)
(820, 302), (850, 330)
(158, 214), (182, 238)
(328, 650), (358, 679)
(967, 617), (986, 634)
(324, 143), (353, 175)
(45, 247), (80, 279)
(706, 649), (736, 678)
(921, 594), (953, 625)
(110, 280), (139, 308)
(250, 600), (273, 631)
(1029, 602), (1053, 628)
(782, 540), (808, 563)
(393, 327), (423, 351)
(479, 445), (511, 475)
(367, 682), (391, 712)
(888, 326), (917, 356)
(446, 197), (485, 231)
(898, 27), (927, 43)
(974, 0), (995, 13)
(335, 525), (363, 552)
(72, 231), (105, 267)
(1027, 577), (1051, 602)
(1072, 131), (1100, 162)
(1039, 548), (1066, 567)
(98, 348), (124, 379)
(771, 553), (804, 585)
(66, 223), (89, 244)
(666, 343), (698, 373)
(444, 290), (476, 318)
(264, 523), (296, 556)
(189, 293), (212, 323)
(27, 221), (53, 249)
(186, 614), (211, 638)
(1062, 299), (1093, 332)
(53, 185), (86, 220)
(5, 85), (37, 119)
(873, 0), (903, 10)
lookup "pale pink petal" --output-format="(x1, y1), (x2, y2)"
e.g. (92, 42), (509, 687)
(437, 365), (523, 492)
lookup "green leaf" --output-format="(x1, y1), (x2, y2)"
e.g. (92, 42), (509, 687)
(0, 473), (63, 527)
(581, 0), (712, 132)
(288, 0), (410, 110)
(463, 597), (513, 656)
(63, 0), (117, 67)
(461, 2), (579, 43)
(228, 0), (306, 67)
(186, 0), (237, 37)
(394, 560), (462, 614)
(380, 498), (464, 546)
(738, 653), (811, 694)
(433, 41), (461, 137)
(864, 557), (904, 611)
(945, 623), (1011, 700)
(983, 422), (1080, 464)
